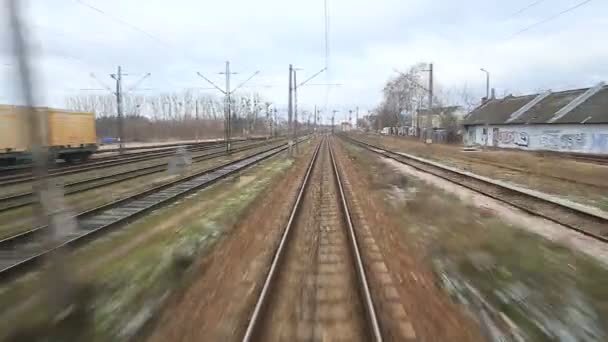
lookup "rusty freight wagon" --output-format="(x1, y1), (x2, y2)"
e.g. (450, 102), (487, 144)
(0, 105), (97, 165)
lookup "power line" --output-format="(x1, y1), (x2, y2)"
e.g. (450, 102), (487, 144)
(74, 0), (173, 48)
(511, 0), (594, 37)
(505, 0), (545, 20)
(73, 0), (215, 74)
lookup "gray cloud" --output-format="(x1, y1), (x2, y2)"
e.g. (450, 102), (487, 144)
(1, 0), (606, 113)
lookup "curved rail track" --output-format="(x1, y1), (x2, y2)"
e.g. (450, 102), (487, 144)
(0, 139), (259, 186)
(242, 137), (383, 342)
(0, 140), (298, 282)
(0, 139), (281, 213)
(342, 134), (608, 243)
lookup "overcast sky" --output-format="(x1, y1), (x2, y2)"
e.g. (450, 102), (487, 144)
(1, 0), (607, 120)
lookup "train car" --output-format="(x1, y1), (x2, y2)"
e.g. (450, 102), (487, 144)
(0, 105), (97, 165)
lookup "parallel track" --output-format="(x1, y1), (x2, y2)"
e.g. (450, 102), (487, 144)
(383, 134), (608, 166)
(0, 140), (296, 282)
(0, 140), (254, 186)
(242, 137), (382, 341)
(0, 140), (228, 175)
(342, 135), (608, 243)
(0, 140), (280, 213)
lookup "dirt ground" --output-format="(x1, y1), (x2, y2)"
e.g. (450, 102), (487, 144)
(254, 139), (368, 341)
(144, 140), (318, 342)
(337, 138), (608, 341)
(332, 139), (484, 341)
(353, 133), (608, 211)
(0, 142), (301, 341)
(144, 136), (487, 341)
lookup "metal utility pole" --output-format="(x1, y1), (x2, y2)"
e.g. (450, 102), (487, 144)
(265, 102), (272, 138)
(332, 110), (338, 133)
(221, 61), (234, 152)
(197, 62), (259, 153)
(480, 68), (491, 147)
(273, 108), (278, 137)
(480, 68), (490, 100)
(111, 66), (124, 153)
(420, 62), (434, 142)
(91, 67), (150, 154)
(314, 105), (317, 132)
(355, 106), (359, 130)
(288, 64), (294, 155)
(293, 68), (299, 153)
(428, 63), (433, 110)
(195, 99), (200, 142)
(348, 109), (352, 128)
(428, 63), (433, 142)
(290, 65), (328, 144)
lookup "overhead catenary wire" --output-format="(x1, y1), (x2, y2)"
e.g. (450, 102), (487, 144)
(73, 0), (211, 70)
(511, 0), (594, 37)
(505, 0), (546, 20)
(74, 0), (173, 49)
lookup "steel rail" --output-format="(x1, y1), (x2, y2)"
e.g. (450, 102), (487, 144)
(0, 138), (265, 175)
(0, 140), (302, 282)
(342, 135), (608, 244)
(241, 138), (322, 342)
(0, 140), (281, 213)
(328, 138), (383, 341)
(0, 140), (256, 185)
(0, 140), (225, 175)
(242, 137), (383, 341)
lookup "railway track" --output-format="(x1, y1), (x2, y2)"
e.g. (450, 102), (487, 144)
(0, 140), (297, 282)
(342, 135), (608, 243)
(382, 134), (608, 166)
(360, 136), (607, 190)
(0, 139), (281, 213)
(0, 140), (230, 175)
(0, 140), (256, 186)
(242, 137), (382, 342)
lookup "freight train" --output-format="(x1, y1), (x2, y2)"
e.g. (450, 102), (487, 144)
(0, 105), (97, 166)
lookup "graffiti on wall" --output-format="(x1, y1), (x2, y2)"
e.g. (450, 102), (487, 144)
(474, 127), (608, 153)
(591, 134), (608, 152)
(497, 131), (529, 147)
(540, 131), (587, 150)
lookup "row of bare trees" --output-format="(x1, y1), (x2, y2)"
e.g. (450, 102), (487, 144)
(65, 91), (282, 142)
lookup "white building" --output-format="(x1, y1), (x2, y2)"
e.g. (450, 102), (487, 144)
(340, 122), (352, 131)
(462, 82), (608, 155)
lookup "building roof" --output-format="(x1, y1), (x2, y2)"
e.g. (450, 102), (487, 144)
(463, 82), (608, 125)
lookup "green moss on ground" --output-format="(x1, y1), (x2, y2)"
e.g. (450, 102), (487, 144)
(0, 148), (299, 341)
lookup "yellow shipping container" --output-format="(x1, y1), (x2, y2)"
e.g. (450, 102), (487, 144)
(0, 106), (97, 163)
(0, 105), (30, 153)
(47, 109), (96, 147)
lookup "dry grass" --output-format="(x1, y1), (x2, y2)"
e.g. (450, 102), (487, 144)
(352, 133), (608, 210)
(340, 139), (608, 341)
(0, 147), (300, 341)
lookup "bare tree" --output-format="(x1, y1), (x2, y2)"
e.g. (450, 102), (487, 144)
(375, 63), (428, 129)
(65, 90), (272, 142)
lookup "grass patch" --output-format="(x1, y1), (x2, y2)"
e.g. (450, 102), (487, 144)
(0, 148), (299, 341)
(340, 138), (608, 341)
(0, 143), (283, 240)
